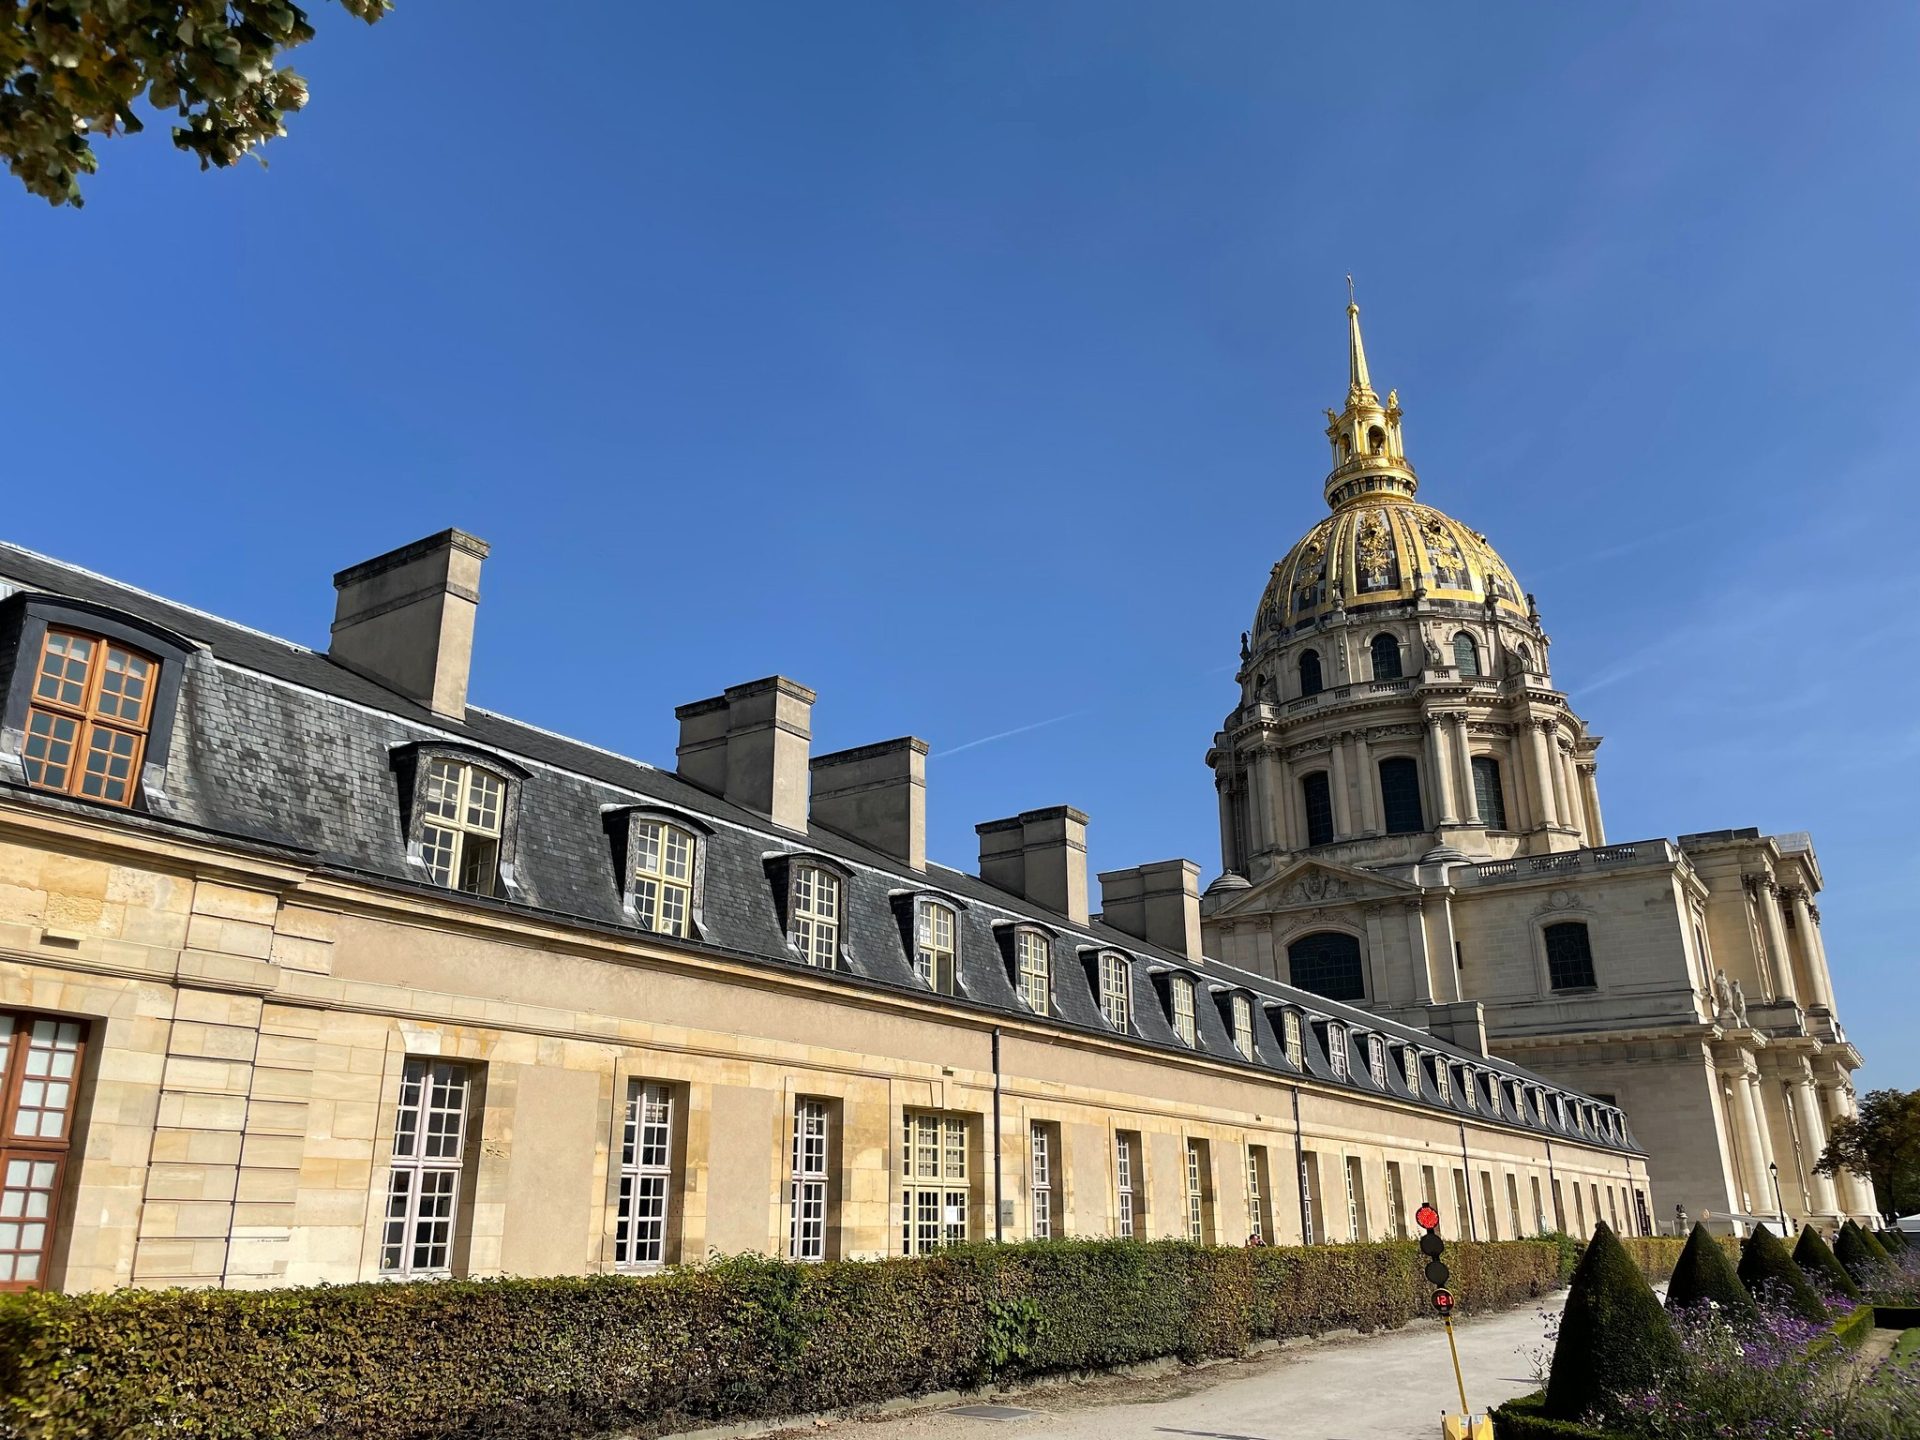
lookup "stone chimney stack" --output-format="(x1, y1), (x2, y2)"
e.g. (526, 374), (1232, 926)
(674, 677), (815, 831)
(810, 738), (928, 870)
(1098, 859), (1203, 960)
(975, 806), (1090, 925)
(330, 529), (490, 720)
(1425, 999), (1489, 1057)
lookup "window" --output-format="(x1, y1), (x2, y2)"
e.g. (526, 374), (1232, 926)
(1462, 1068), (1479, 1111)
(1185, 1140), (1212, 1243)
(0, 1013), (86, 1289)
(901, 1111), (970, 1254)
(1370, 632), (1402, 680)
(916, 901), (958, 994)
(631, 819), (695, 936)
(1115, 1131), (1141, 1238)
(1471, 756), (1508, 830)
(1325, 1023), (1349, 1081)
(616, 1080), (677, 1269)
(1298, 648), (1323, 697)
(1301, 771), (1334, 847)
(1607, 1186), (1620, 1232)
(1573, 1182), (1586, 1234)
(1367, 1034), (1387, 1087)
(1282, 1010), (1304, 1067)
(419, 759), (505, 896)
(1015, 930), (1051, 1014)
(20, 629), (156, 807)
(381, 1058), (473, 1277)
(1452, 1169), (1472, 1240)
(1403, 1046), (1421, 1096)
(1435, 1059), (1452, 1104)
(1230, 994), (1255, 1059)
(1453, 631), (1480, 677)
(1287, 931), (1365, 1002)
(1552, 1179), (1566, 1231)
(1099, 952), (1131, 1031)
(1386, 1161), (1408, 1238)
(1507, 1174), (1524, 1239)
(1378, 756), (1424, 834)
(1344, 1155), (1368, 1240)
(1030, 1123), (1056, 1239)
(791, 864), (841, 968)
(788, 1098), (831, 1261)
(1516, 642), (1535, 673)
(1481, 1172), (1500, 1241)
(1247, 1146), (1273, 1244)
(1545, 922), (1597, 990)
(1532, 1176), (1548, 1234)
(1168, 975), (1197, 1047)
(1300, 1152), (1322, 1244)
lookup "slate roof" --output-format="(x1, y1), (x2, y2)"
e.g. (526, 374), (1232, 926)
(0, 539), (1641, 1154)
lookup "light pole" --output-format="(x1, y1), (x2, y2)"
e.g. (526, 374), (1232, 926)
(1768, 1161), (1787, 1233)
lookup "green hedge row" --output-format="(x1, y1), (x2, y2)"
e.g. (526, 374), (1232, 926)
(0, 1237), (1562, 1440)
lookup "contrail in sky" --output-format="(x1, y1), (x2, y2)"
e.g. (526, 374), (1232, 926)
(935, 711), (1084, 759)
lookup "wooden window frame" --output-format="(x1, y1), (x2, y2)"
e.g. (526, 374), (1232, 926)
(1367, 1034), (1387, 1087)
(1168, 975), (1197, 1047)
(1282, 1009), (1303, 1067)
(1230, 993), (1255, 1059)
(630, 818), (697, 937)
(417, 758), (507, 897)
(1097, 952), (1131, 1031)
(0, 1012), (88, 1291)
(790, 864), (843, 969)
(20, 628), (157, 808)
(1403, 1046), (1422, 1096)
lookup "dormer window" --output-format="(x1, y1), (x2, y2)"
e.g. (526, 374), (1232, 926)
(1367, 1034), (1387, 1086)
(22, 629), (156, 807)
(1168, 975), (1197, 1046)
(1462, 1069), (1479, 1111)
(1282, 1009), (1303, 1067)
(1325, 1022), (1348, 1080)
(1230, 993), (1255, 1059)
(630, 818), (696, 937)
(1403, 1046), (1421, 1095)
(1435, 1060), (1452, 1104)
(790, 864), (842, 968)
(1097, 952), (1131, 1031)
(916, 900), (958, 995)
(420, 759), (506, 896)
(1015, 930), (1051, 1015)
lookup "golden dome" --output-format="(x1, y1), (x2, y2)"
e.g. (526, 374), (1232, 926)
(1254, 498), (1526, 639)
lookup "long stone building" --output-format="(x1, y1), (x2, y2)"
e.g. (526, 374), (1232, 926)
(0, 514), (1649, 1293)
(1201, 296), (1872, 1235)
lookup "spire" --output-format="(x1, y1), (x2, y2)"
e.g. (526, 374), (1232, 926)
(1347, 275), (1375, 402)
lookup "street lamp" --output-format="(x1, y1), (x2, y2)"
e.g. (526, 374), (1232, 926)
(1768, 1161), (1787, 1233)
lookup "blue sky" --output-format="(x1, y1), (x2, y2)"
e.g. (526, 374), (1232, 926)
(4, 3), (1916, 1084)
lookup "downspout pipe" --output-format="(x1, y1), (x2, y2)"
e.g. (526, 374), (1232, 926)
(1458, 1121), (1479, 1240)
(1292, 1085), (1309, 1242)
(992, 1027), (1004, 1242)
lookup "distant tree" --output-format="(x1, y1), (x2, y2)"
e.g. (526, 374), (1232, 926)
(1817, 1088), (1920, 1218)
(2, 1), (388, 207)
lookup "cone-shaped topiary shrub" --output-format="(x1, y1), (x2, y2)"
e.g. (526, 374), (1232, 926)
(1665, 1222), (1760, 1320)
(1793, 1225), (1862, 1301)
(1861, 1224), (1894, 1262)
(1545, 1222), (1685, 1420)
(1836, 1220), (1889, 1281)
(1738, 1224), (1828, 1322)
(1882, 1228), (1910, 1252)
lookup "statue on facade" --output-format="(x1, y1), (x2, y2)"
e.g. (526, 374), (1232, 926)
(1713, 969), (1735, 1020)
(1240, 631), (1251, 663)
(1424, 633), (1443, 670)
(1730, 978), (1749, 1026)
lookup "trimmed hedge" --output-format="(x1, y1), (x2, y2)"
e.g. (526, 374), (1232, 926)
(1737, 1225), (1828, 1323)
(1544, 1224), (1684, 1421)
(0, 1237), (1562, 1440)
(1793, 1225), (1862, 1302)
(1665, 1223), (1757, 1320)
(1836, 1221), (1887, 1282)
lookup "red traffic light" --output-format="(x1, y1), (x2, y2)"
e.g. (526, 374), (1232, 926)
(1415, 1203), (1440, 1231)
(1432, 1288), (1454, 1314)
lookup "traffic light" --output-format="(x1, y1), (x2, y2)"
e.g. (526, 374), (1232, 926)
(1418, 1201), (1451, 1309)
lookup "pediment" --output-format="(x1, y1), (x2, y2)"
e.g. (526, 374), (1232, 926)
(1208, 857), (1423, 918)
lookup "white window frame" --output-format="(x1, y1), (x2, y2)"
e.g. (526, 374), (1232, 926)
(1016, 930), (1051, 1015)
(1507, 1173), (1524, 1240)
(1098, 952), (1131, 1031)
(790, 864), (842, 968)
(630, 818), (695, 936)
(418, 759), (505, 896)
(1300, 1152), (1317, 1245)
(1030, 1123), (1054, 1239)
(1436, 1058), (1452, 1103)
(901, 1110), (969, 1255)
(1115, 1132), (1138, 1238)
(1344, 1154), (1362, 1240)
(1368, 1034), (1387, 1087)
(1386, 1160), (1407, 1238)
(1403, 1046), (1421, 1096)
(381, 1058), (472, 1277)
(1185, 1140), (1208, 1242)
(1170, 976), (1197, 1047)
(1246, 1146), (1269, 1244)
(788, 1097), (830, 1262)
(616, 1079), (676, 1269)
(1283, 1010), (1303, 1067)
(1326, 1023), (1348, 1081)
(916, 900), (958, 994)
(1462, 1067), (1479, 1111)
(1231, 994), (1255, 1059)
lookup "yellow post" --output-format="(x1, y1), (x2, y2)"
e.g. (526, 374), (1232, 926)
(1443, 1315), (1471, 1416)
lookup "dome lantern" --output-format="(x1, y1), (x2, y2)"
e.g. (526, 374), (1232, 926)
(1323, 279), (1417, 510)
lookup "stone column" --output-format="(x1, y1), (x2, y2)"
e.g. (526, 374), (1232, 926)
(1793, 1078), (1839, 1216)
(1329, 735), (1354, 839)
(1526, 720), (1559, 831)
(1757, 880), (1799, 1005)
(1249, 749), (1274, 857)
(1578, 763), (1606, 846)
(1426, 718), (1459, 825)
(1548, 737), (1574, 833)
(1821, 1085), (1876, 1220)
(1452, 716), (1480, 825)
(1216, 777), (1238, 875)
(1554, 742), (1583, 838)
(1788, 889), (1837, 1010)
(1273, 753), (1297, 852)
(1353, 730), (1377, 835)
(1733, 1070), (1777, 1221)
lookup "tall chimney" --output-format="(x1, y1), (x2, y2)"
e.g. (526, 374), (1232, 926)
(674, 676), (815, 831)
(810, 737), (928, 870)
(975, 806), (1090, 925)
(1098, 859), (1203, 960)
(330, 529), (489, 719)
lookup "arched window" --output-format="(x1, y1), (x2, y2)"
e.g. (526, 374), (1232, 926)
(1367, 425), (1386, 455)
(1298, 649), (1323, 697)
(1301, 771), (1334, 847)
(1544, 921), (1597, 990)
(1370, 632), (1402, 680)
(1377, 756), (1424, 835)
(915, 900), (958, 994)
(1471, 756), (1507, 831)
(1287, 931), (1365, 1002)
(631, 818), (696, 936)
(1515, 642), (1535, 673)
(1452, 631), (1480, 676)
